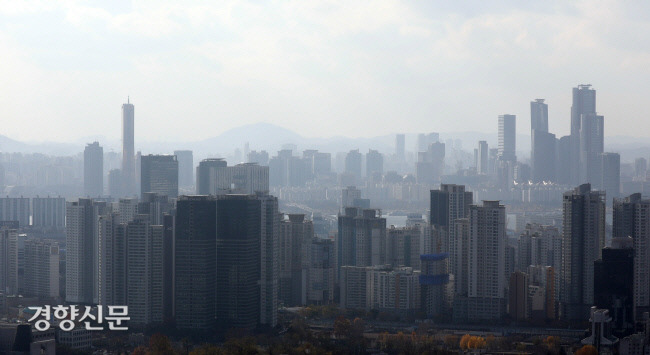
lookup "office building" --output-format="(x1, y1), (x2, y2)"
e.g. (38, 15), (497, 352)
(122, 99), (135, 196)
(530, 99), (549, 133)
(341, 186), (362, 209)
(23, 238), (59, 299)
(32, 196), (65, 228)
(108, 169), (122, 197)
(279, 214), (314, 307)
(635, 158), (647, 180)
(174, 150), (193, 188)
(84, 142), (103, 197)
(579, 113), (605, 185)
(214, 163), (269, 194)
(196, 158), (227, 195)
(66, 199), (109, 304)
(140, 154), (178, 199)
(417, 133), (439, 152)
(215, 194), (279, 330)
(498, 114), (516, 162)
(561, 183), (606, 322)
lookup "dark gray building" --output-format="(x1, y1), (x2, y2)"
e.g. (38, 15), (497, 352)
(84, 141), (103, 197)
(140, 154), (178, 199)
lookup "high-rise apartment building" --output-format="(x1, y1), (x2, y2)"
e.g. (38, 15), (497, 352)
(174, 150), (193, 189)
(84, 142), (103, 197)
(97, 212), (126, 307)
(498, 114), (516, 162)
(279, 214), (313, 307)
(613, 194), (650, 322)
(308, 237), (335, 305)
(465, 201), (507, 321)
(125, 215), (164, 325)
(23, 238), (59, 298)
(337, 208), (386, 272)
(140, 154), (178, 199)
(561, 183), (605, 321)
(66, 199), (108, 304)
(32, 196), (65, 228)
(0, 197), (30, 229)
(0, 227), (18, 295)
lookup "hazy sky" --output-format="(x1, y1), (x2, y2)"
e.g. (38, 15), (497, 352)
(2, 1), (650, 142)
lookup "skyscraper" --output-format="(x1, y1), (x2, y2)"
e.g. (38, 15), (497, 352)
(174, 195), (217, 330)
(571, 85), (597, 185)
(122, 99), (135, 196)
(395, 134), (405, 161)
(416, 142), (445, 185)
(140, 155), (178, 199)
(531, 129), (557, 182)
(84, 142), (103, 197)
(215, 194), (279, 330)
(561, 184), (605, 321)
(214, 163), (269, 194)
(530, 99), (549, 133)
(579, 113), (605, 185)
(498, 114), (516, 162)
(174, 150), (194, 189)
(196, 158), (227, 195)
(477, 141), (488, 175)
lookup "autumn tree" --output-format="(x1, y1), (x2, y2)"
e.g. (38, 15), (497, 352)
(460, 334), (471, 350)
(575, 345), (598, 355)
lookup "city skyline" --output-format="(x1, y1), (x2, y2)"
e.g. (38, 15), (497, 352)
(1, 2), (650, 142)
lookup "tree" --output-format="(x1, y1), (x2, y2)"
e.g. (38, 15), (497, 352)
(460, 334), (471, 350)
(333, 316), (351, 339)
(148, 333), (175, 355)
(575, 345), (598, 355)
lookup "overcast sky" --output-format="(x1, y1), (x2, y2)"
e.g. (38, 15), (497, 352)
(1, 1), (649, 142)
